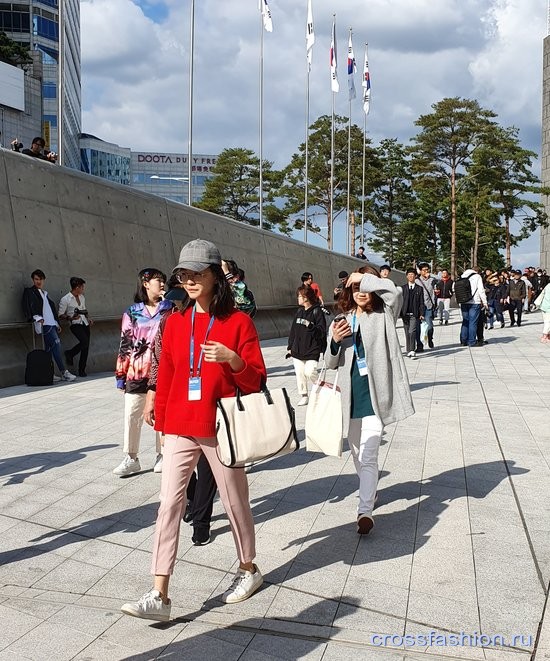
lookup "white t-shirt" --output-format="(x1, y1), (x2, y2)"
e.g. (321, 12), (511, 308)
(58, 292), (89, 326)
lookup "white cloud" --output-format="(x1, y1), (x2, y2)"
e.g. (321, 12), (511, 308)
(80, 0), (546, 262)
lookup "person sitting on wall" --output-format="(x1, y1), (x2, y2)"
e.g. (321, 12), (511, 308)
(11, 137), (57, 163)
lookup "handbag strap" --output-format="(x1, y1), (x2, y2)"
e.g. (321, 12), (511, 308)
(235, 382), (274, 411)
(316, 360), (338, 391)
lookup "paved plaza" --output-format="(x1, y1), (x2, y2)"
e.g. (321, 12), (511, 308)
(1, 313), (550, 660)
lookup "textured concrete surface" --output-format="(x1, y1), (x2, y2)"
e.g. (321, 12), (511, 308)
(1, 146), (392, 385)
(0, 312), (549, 660)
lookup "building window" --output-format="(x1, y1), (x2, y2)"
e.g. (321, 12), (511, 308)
(43, 82), (56, 99)
(44, 114), (57, 127)
(33, 15), (58, 41)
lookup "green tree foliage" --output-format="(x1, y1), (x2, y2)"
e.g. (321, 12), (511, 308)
(276, 115), (381, 248)
(409, 97), (497, 277)
(366, 138), (416, 268)
(196, 147), (288, 233)
(0, 31), (32, 67)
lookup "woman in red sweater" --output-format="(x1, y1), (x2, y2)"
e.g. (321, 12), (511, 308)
(121, 240), (266, 622)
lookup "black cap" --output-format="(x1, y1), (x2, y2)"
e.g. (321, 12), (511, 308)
(380, 264), (391, 272)
(338, 270), (349, 279)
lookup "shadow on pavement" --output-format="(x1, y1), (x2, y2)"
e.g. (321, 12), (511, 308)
(261, 460), (528, 584)
(119, 598), (361, 660)
(0, 444), (117, 485)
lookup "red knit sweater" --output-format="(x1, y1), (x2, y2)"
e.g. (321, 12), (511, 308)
(154, 307), (267, 437)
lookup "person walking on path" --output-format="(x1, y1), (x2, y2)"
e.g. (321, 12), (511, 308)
(113, 268), (171, 477)
(435, 269), (453, 325)
(415, 263), (438, 350)
(121, 239), (266, 622)
(508, 270), (527, 327)
(58, 277), (93, 377)
(400, 268), (425, 360)
(535, 282), (550, 343)
(287, 285), (327, 406)
(326, 266), (414, 535)
(458, 268), (487, 347)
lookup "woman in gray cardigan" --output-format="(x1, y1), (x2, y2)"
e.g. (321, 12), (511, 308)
(326, 266), (414, 534)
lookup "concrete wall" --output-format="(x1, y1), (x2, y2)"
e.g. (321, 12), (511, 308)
(542, 36), (550, 272)
(0, 148), (399, 387)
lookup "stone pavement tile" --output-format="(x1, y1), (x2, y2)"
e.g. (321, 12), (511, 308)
(0, 547), (66, 589)
(7, 620), (95, 661)
(70, 637), (141, 661)
(341, 574), (410, 620)
(0, 603), (44, 650)
(240, 632), (326, 660)
(281, 561), (349, 601)
(2, 595), (66, 620)
(334, 600), (404, 636)
(160, 622), (248, 661)
(406, 590), (480, 633)
(265, 586), (339, 626)
(93, 610), (185, 656)
(32, 557), (110, 593)
(322, 643), (406, 661)
(48, 602), (123, 637)
(69, 538), (132, 569)
(402, 623), (487, 660)
(349, 556), (413, 591)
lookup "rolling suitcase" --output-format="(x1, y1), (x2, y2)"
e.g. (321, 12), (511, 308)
(25, 327), (54, 386)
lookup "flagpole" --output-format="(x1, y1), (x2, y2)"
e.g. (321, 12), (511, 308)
(361, 111), (366, 248)
(305, 62), (310, 243)
(329, 14), (337, 252)
(57, 0), (65, 165)
(259, 7), (264, 229)
(187, 0), (195, 206)
(346, 27), (353, 257)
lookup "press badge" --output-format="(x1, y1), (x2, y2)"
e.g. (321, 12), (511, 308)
(188, 377), (202, 401)
(356, 357), (369, 377)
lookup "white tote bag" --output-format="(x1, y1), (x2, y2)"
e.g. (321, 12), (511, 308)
(305, 367), (343, 457)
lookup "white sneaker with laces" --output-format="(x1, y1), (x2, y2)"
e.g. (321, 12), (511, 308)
(113, 455), (141, 476)
(62, 370), (76, 381)
(409, 351), (416, 360)
(121, 589), (171, 621)
(297, 396), (309, 406)
(222, 565), (263, 604)
(153, 454), (163, 473)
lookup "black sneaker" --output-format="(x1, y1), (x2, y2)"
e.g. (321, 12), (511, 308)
(78, 371), (87, 377)
(64, 350), (74, 367)
(192, 527), (211, 546)
(444, 320), (448, 325)
(428, 340), (435, 349)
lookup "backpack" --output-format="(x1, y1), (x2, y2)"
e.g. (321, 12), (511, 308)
(454, 273), (475, 305)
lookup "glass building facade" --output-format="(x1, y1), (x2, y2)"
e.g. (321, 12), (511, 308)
(1, 0), (81, 169)
(80, 133), (131, 185)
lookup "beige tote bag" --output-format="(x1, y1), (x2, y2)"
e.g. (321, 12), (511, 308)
(216, 386), (298, 468)
(305, 367), (343, 457)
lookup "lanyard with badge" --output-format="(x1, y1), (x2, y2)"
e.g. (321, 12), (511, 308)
(188, 306), (215, 401)
(351, 312), (369, 377)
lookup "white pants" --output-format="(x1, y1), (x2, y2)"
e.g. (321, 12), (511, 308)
(292, 358), (318, 396)
(123, 392), (162, 456)
(437, 298), (451, 322)
(348, 415), (384, 517)
(543, 311), (550, 335)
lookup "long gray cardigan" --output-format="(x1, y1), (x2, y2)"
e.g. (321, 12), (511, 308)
(325, 273), (415, 434)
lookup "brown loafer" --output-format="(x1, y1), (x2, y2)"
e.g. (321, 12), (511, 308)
(357, 514), (374, 535)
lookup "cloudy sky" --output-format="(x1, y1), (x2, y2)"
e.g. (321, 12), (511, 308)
(81, 0), (547, 267)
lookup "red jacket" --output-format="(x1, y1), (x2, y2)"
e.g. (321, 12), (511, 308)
(154, 307), (266, 437)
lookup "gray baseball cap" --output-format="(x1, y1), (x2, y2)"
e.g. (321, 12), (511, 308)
(173, 239), (222, 272)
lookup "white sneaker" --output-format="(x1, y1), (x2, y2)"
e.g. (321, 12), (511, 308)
(52, 375), (61, 383)
(153, 454), (163, 473)
(406, 351), (413, 357)
(409, 351), (416, 360)
(297, 396), (309, 406)
(113, 455), (141, 476)
(222, 565), (263, 604)
(121, 589), (171, 621)
(62, 370), (76, 382)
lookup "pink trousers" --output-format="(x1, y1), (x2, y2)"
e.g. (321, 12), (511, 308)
(151, 434), (256, 575)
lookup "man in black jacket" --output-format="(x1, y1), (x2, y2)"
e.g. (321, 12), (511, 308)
(401, 268), (425, 359)
(22, 270), (76, 381)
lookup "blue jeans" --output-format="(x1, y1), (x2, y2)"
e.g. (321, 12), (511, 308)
(42, 325), (65, 372)
(460, 304), (481, 346)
